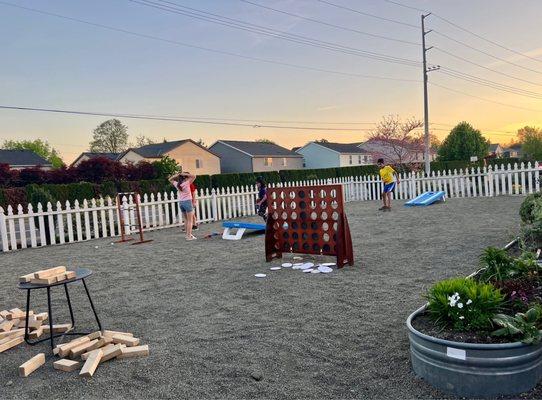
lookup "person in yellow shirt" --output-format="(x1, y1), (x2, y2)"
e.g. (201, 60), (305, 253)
(377, 158), (399, 211)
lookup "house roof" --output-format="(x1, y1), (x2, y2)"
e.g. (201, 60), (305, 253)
(489, 144), (501, 152)
(131, 140), (190, 158)
(0, 150), (52, 167)
(214, 140), (302, 157)
(360, 138), (437, 154)
(312, 142), (369, 154)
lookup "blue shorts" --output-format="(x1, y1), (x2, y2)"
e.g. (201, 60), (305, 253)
(383, 182), (396, 193)
(179, 200), (194, 213)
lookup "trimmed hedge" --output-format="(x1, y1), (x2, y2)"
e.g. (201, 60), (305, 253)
(209, 171), (281, 190)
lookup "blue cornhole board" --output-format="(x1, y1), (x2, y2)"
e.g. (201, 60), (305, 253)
(405, 191), (446, 207)
(222, 221), (266, 240)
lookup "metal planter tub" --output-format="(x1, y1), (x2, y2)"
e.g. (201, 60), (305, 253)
(407, 305), (542, 398)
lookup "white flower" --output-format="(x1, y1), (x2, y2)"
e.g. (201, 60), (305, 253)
(466, 299), (472, 305)
(459, 316), (465, 320)
(457, 303), (464, 309)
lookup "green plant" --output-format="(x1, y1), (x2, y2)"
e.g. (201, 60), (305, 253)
(520, 192), (542, 224)
(426, 277), (505, 331)
(520, 220), (542, 251)
(152, 155), (180, 179)
(478, 247), (516, 282)
(492, 307), (542, 344)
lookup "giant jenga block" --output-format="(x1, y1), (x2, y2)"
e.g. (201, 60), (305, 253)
(19, 353), (45, 377)
(80, 349), (103, 377)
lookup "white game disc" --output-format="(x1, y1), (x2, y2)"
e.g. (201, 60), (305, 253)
(321, 263), (336, 267)
(293, 256), (303, 261)
(311, 269), (321, 274)
(318, 266), (333, 274)
(292, 263), (304, 269)
(270, 267), (282, 271)
(254, 274), (267, 278)
(302, 262), (314, 269)
(303, 268), (313, 273)
(281, 263), (293, 268)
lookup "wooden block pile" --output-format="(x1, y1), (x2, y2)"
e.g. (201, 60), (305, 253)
(20, 266), (76, 285)
(49, 330), (149, 378)
(0, 307), (60, 352)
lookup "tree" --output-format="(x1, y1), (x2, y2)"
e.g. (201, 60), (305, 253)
(196, 138), (207, 147)
(89, 119), (129, 153)
(520, 126), (542, 161)
(256, 138), (276, 144)
(152, 155), (180, 178)
(437, 122), (489, 161)
(2, 139), (64, 168)
(134, 135), (156, 147)
(366, 115), (424, 165)
(316, 138), (329, 143)
(430, 134), (441, 151)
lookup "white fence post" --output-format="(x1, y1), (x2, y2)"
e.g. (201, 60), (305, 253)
(211, 188), (218, 221)
(0, 206), (8, 252)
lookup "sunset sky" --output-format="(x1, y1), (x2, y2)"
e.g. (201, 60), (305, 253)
(1, 0), (541, 162)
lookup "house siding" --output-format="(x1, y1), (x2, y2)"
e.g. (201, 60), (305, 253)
(339, 153), (373, 167)
(208, 142), (252, 173)
(166, 141), (220, 175)
(252, 156), (304, 172)
(119, 150), (145, 164)
(297, 143), (339, 169)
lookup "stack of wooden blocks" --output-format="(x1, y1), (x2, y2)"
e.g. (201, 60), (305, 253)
(50, 330), (149, 377)
(0, 308), (57, 352)
(19, 266), (76, 285)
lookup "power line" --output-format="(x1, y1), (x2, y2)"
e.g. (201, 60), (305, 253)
(429, 82), (541, 113)
(239, 0), (420, 46)
(433, 46), (542, 88)
(316, 0), (419, 29)
(382, 0), (542, 65)
(438, 68), (542, 99)
(0, 1), (420, 83)
(127, 0), (421, 67)
(432, 30), (542, 76)
(0, 105), (383, 131)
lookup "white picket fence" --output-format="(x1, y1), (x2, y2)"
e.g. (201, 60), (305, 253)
(0, 162), (539, 252)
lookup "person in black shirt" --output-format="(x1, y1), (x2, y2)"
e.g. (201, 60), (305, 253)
(255, 176), (268, 221)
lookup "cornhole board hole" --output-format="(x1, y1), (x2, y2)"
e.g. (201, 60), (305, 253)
(404, 191), (446, 207)
(264, 185), (354, 268)
(222, 222), (266, 241)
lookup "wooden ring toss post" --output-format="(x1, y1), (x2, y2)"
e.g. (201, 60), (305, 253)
(264, 184), (354, 267)
(115, 192), (153, 245)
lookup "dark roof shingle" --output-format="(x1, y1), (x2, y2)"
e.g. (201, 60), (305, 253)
(313, 142), (369, 154)
(81, 152), (120, 161)
(218, 140), (301, 157)
(0, 150), (51, 167)
(132, 140), (189, 158)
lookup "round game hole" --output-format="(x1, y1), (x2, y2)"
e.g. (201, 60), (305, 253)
(323, 233), (330, 242)
(322, 222), (329, 231)
(321, 211), (328, 220)
(332, 211), (339, 221)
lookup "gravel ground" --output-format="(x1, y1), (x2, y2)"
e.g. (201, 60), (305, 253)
(0, 196), (534, 400)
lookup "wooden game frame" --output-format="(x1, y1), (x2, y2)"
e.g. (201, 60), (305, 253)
(264, 184), (354, 267)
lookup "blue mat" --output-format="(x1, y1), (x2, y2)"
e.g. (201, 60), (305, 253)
(222, 221), (266, 230)
(405, 191), (446, 206)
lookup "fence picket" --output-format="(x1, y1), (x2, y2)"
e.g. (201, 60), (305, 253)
(28, 204), (37, 248)
(17, 204), (27, 249)
(66, 201), (74, 243)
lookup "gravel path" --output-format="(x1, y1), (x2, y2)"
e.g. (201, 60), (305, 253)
(0, 196), (533, 399)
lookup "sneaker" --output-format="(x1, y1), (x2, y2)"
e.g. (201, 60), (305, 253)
(192, 225), (199, 230)
(186, 235), (197, 241)
(378, 206), (387, 211)
(383, 207), (392, 212)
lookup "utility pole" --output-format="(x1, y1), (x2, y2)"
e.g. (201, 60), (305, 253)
(421, 13), (439, 175)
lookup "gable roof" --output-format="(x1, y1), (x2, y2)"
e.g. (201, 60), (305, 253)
(0, 150), (52, 167)
(311, 141), (369, 154)
(488, 144), (501, 152)
(131, 140), (189, 158)
(213, 140), (302, 157)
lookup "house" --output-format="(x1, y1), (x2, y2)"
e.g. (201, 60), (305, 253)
(296, 142), (373, 169)
(208, 140), (304, 173)
(488, 144), (503, 158)
(358, 138), (436, 164)
(502, 144), (522, 158)
(117, 139), (221, 175)
(71, 152), (120, 167)
(0, 150), (52, 170)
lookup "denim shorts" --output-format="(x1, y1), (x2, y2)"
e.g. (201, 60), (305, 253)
(179, 200), (194, 213)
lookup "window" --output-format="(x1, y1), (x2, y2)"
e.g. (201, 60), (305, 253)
(364, 155), (368, 163)
(358, 155), (362, 164)
(264, 157), (272, 166)
(196, 159), (203, 169)
(349, 155), (353, 165)
(282, 158), (287, 166)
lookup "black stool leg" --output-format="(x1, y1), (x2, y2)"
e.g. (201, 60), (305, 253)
(64, 283), (76, 329)
(82, 279), (102, 331)
(24, 289), (31, 344)
(46, 286), (54, 350)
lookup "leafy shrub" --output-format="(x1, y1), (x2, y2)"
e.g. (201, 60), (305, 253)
(521, 220), (542, 251)
(152, 156), (180, 179)
(426, 277), (504, 331)
(478, 247), (540, 283)
(194, 174), (211, 191)
(0, 188), (27, 209)
(492, 307), (542, 344)
(520, 192), (542, 224)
